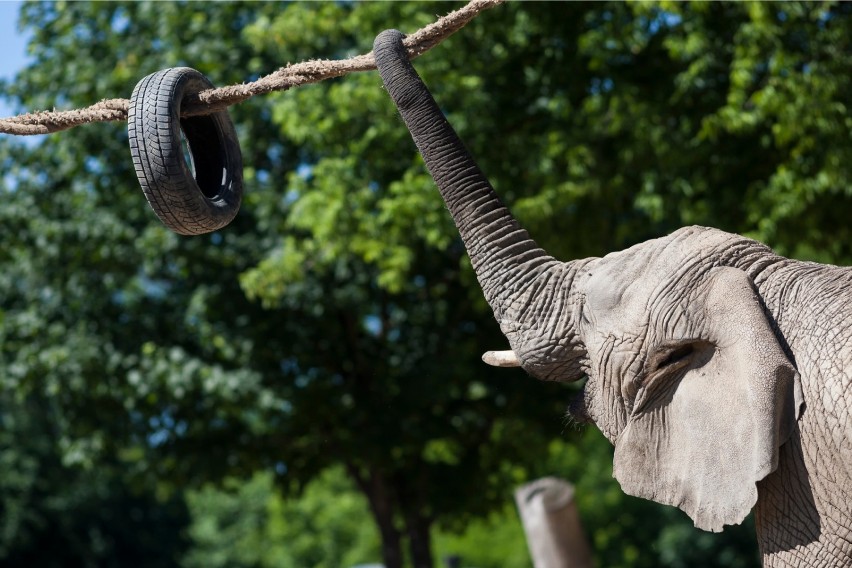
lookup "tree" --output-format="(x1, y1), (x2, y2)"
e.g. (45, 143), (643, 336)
(1, 2), (850, 567)
(0, 393), (189, 567)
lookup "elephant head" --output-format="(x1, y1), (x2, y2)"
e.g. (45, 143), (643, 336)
(374, 30), (804, 533)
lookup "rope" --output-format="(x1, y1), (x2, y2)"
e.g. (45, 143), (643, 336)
(0, 0), (503, 136)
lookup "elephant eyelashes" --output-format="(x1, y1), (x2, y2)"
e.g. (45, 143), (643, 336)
(657, 344), (695, 369)
(629, 341), (712, 414)
(646, 340), (713, 377)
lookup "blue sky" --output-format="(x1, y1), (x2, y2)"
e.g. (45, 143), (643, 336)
(0, 0), (30, 118)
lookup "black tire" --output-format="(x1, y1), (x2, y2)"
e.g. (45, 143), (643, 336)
(128, 67), (243, 235)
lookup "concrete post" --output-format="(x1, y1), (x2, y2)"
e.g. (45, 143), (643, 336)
(514, 477), (594, 568)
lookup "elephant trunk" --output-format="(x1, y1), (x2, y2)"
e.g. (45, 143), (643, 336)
(374, 30), (588, 380)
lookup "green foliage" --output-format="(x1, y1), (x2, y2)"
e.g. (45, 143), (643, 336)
(433, 506), (531, 568)
(183, 468), (380, 568)
(1, 1), (850, 567)
(0, 393), (189, 567)
(177, 430), (756, 568)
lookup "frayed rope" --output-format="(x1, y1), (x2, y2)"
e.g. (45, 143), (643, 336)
(0, 0), (503, 136)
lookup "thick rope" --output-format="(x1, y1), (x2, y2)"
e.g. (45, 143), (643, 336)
(0, 0), (503, 136)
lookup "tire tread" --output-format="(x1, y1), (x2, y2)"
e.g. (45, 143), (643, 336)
(128, 67), (242, 235)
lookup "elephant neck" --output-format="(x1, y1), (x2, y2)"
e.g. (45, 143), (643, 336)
(751, 261), (852, 567)
(755, 426), (852, 567)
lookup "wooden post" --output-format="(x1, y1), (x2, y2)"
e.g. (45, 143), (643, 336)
(514, 477), (594, 568)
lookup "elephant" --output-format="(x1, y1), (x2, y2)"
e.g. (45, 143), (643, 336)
(373, 29), (852, 567)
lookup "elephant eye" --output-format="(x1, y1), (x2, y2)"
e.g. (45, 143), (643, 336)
(633, 340), (713, 414)
(647, 340), (713, 376)
(657, 344), (694, 369)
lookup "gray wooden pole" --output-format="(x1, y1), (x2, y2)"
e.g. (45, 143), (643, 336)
(514, 477), (594, 568)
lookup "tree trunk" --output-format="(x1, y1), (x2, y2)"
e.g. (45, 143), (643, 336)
(406, 513), (433, 568)
(377, 518), (404, 568)
(348, 466), (404, 568)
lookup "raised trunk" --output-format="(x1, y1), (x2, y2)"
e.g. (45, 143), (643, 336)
(374, 30), (558, 327)
(374, 30), (589, 380)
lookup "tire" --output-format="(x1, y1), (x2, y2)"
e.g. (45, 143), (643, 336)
(128, 67), (243, 235)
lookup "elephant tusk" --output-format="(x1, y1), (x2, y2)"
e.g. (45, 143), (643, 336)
(482, 350), (521, 367)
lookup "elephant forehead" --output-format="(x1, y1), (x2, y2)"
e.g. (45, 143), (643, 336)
(582, 230), (715, 316)
(585, 246), (670, 313)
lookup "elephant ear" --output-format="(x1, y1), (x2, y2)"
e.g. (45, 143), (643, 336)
(612, 267), (804, 532)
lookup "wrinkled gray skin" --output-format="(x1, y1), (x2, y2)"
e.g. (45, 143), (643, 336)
(374, 30), (852, 567)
